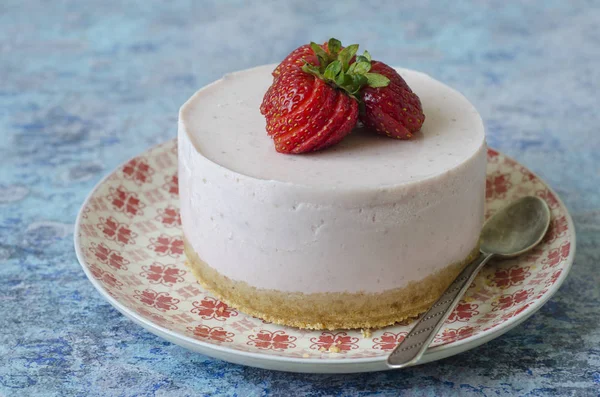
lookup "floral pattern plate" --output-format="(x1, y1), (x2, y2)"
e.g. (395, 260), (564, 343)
(74, 140), (575, 373)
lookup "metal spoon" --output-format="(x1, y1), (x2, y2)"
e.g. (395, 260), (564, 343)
(387, 196), (551, 368)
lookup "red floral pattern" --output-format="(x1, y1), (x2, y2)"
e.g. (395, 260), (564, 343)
(76, 140), (574, 361)
(446, 302), (480, 323)
(188, 325), (234, 343)
(518, 165), (536, 182)
(97, 217), (137, 245)
(134, 289), (180, 312)
(536, 189), (559, 209)
(542, 242), (571, 269)
(546, 270), (562, 287)
(524, 246), (545, 263)
(489, 265), (531, 289)
(486, 172), (513, 200)
(247, 330), (296, 351)
(123, 158), (154, 185)
(487, 148), (500, 163)
(310, 332), (359, 352)
(107, 185), (145, 217)
(81, 205), (91, 219)
(503, 156), (518, 167)
(492, 289), (533, 311)
(372, 332), (407, 351)
(500, 304), (531, 320)
(89, 243), (130, 271)
(434, 326), (477, 344)
(140, 262), (185, 286)
(137, 307), (174, 327)
(163, 174), (179, 196)
(148, 234), (184, 257)
(155, 206), (181, 228)
(533, 289), (549, 302)
(545, 215), (569, 243)
(89, 264), (124, 290)
(191, 297), (238, 321)
(475, 313), (499, 325)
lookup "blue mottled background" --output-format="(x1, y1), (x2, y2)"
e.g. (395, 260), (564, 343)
(1, 1), (599, 396)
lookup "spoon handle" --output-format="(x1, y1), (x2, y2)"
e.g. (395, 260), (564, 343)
(387, 252), (494, 368)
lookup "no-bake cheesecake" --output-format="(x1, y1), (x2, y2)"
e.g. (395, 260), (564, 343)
(178, 60), (486, 329)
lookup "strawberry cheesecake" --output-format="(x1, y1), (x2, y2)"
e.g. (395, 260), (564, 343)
(178, 41), (486, 330)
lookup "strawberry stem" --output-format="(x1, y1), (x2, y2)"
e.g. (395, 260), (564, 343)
(301, 38), (389, 101)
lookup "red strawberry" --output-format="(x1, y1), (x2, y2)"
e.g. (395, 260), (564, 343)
(271, 41), (348, 78)
(262, 38), (391, 154)
(272, 44), (317, 77)
(360, 61), (425, 139)
(261, 67), (358, 154)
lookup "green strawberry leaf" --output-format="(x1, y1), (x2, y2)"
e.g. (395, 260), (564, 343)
(310, 42), (329, 61)
(327, 38), (342, 57)
(365, 72), (390, 88)
(301, 39), (389, 100)
(347, 62), (357, 74)
(353, 61), (371, 75)
(324, 60), (342, 80)
(310, 42), (330, 72)
(302, 63), (323, 79)
(351, 74), (368, 92)
(334, 69), (347, 87)
(345, 44), (359, 59)
(338, 44), (359, 70)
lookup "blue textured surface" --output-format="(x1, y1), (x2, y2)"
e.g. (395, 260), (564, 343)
(1, 1), (599, 396)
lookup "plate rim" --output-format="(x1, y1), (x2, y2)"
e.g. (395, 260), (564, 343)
(73, 139), (576, 372)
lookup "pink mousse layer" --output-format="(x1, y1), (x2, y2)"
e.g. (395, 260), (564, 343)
(178, 65), (486, 294)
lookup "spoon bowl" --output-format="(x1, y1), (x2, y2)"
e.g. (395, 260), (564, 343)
(481, 196), (551, 258)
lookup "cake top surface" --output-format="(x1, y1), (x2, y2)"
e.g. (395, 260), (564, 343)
(180, 64), (485, 189)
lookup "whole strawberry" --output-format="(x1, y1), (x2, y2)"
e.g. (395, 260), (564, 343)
(261, 38), (390, 154)
(360, 61), (425, 139)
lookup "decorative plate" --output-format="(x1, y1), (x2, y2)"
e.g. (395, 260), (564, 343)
(74, 139), (575, 373)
